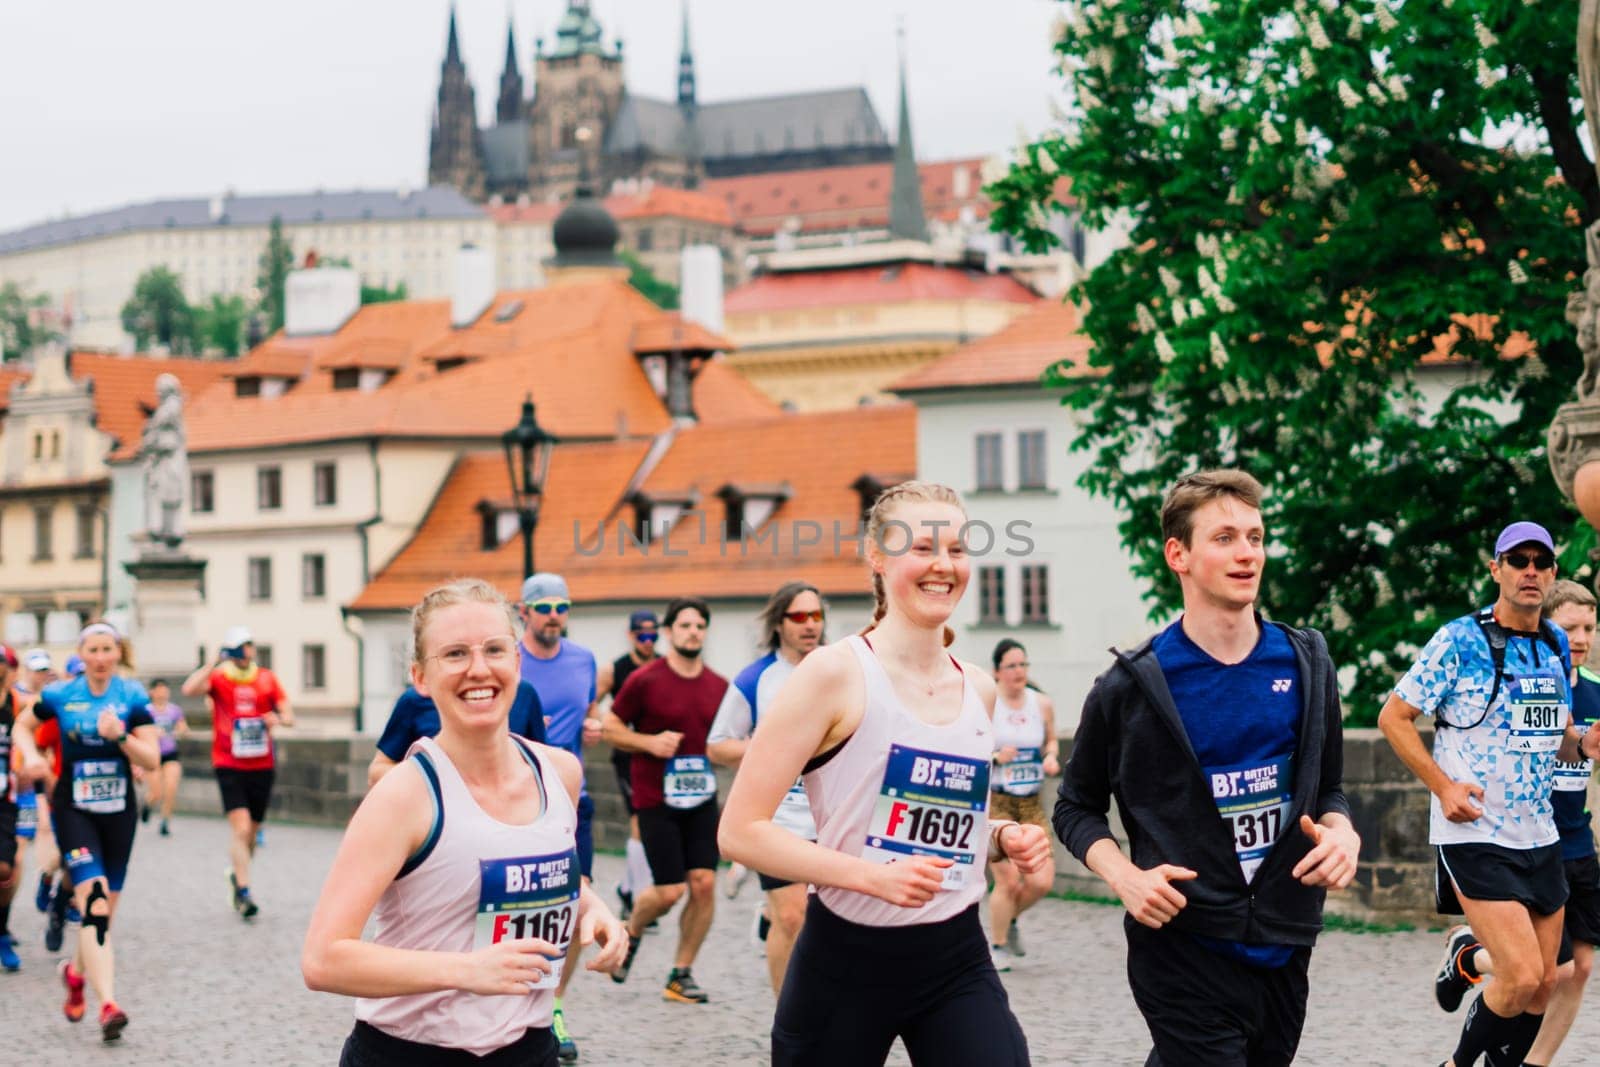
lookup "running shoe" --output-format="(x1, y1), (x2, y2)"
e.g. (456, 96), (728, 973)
(99, 1001), (129, 1042)
(552, 1007), (579, 1062)
(610, 933), (642, 984)
(60, 960), (85, 1022)
(616, 885), (633, 922)
(237, 887), (260, 920)
(256, 828), (266, 847)
(990, 945), (1013, 973)
(0, 933), (19, 972)
(1006, 920), (1026, 958)
(35, 872), (53, 912)
(663, 968), (709, 1004)
(140, 803), (151, 824)
(160, 820), (171, 836)
(44, 893), (68, 953)
(750, 907), (770, 952)
(721, 862), (749, 899)
(1435, 924), (1481, 1013)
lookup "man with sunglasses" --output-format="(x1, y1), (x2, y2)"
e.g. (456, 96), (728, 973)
(1381, 521), (1600, 1067)
(596, 610), (660, 922)
(707, 581), (825, 995)
(516, 573), (599, 1063)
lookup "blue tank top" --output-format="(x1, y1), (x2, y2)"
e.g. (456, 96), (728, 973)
(35, 676), (154, 813)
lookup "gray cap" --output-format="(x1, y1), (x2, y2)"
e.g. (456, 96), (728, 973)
(521, 573), (570, 603)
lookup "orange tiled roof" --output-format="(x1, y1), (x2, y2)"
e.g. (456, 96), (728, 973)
(630, 313), (733, 355)
(889, 302), (1092, 392)
(725, 261), (1040, 315)
(489, 188), (734, 228)
(67, 353), (231, 459)
(349, 404), (916, 611)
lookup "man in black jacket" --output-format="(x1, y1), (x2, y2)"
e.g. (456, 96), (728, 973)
(1055, 469), (1360, 1066)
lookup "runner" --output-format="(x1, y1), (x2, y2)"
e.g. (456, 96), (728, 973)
(1380, 521), (1600, 1067)
(719, 481), (1049, 1066)
(515, 573), (600, 1062)
(707, 580), (825, 995)
(0, 644), (21, 971)
(601, 596), (728, 1005)
(593, 610), (658, 922)
(301, 578), (628, 1067)
(986, 638), (1059, 971)
(14, 622), (160, 1042)
(1057, 469), (1360, 1066)
(182, 624), (294, 920)
(139, 680), (187, 836)
(368, 681), (545, 787)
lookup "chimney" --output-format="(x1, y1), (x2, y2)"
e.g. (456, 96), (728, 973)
(285, 268), (361, 337)
(679, 244), (724, 335)
(453, 244), (496, 327)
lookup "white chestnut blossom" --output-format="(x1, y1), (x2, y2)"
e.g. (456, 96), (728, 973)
(1337, 80), (1362, 108)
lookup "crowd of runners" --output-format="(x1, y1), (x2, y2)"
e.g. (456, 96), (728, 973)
(4, 473), (1600, 1065)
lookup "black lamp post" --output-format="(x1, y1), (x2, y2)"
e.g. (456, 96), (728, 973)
(502, 394), (557, 580)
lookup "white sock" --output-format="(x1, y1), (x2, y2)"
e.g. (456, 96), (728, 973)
(625, 838), (650, 894)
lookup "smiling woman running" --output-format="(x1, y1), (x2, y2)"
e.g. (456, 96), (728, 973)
(719, 481), (1050, 1067)
(302, 579), (628, 1067)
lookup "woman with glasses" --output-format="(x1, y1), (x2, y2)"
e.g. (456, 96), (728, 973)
(986, 639), (1059, 972)
(302, 579), (628, 1067)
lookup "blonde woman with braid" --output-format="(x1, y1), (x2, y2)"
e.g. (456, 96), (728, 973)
(720, 482), (1048, 1066)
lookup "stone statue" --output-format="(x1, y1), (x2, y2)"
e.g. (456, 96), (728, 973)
(1574, 0), (1600, 401)
(138, 373), (188, 548)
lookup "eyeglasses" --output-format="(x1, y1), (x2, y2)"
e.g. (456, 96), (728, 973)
(425, 637), (518, 671)
(526, 599), (571, 615)
(1000, 661), (1030, 670)
(782, 610), (825, 624)
(632, 631), (659, 643)
(1501, 551), (1556, 572)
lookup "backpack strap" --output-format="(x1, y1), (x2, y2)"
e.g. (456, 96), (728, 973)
(1442, 607), (1508, 731)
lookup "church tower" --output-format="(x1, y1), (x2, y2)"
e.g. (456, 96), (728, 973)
(527, 1), (626, 200)
(496, 17), (525, 123)
(427, 7), (487, 200)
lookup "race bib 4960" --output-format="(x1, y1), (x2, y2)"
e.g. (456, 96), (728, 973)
(475, 849), (580, 991)
(663, 755), (715, 810)
(863, 744), (990, 891)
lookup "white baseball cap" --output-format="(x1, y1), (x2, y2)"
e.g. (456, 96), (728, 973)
(221, 625), (253, 651)
(23, 648), (50, 672)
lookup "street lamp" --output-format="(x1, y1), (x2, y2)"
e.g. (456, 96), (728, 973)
(502, 394), (557, 581)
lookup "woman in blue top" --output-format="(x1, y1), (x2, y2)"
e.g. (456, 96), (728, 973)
(15, 622), (159, 1043)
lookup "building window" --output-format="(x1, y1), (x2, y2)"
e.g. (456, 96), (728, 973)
(313, 462), (337, 507)
(302, 553), (326, 599)
(1021, 565), (1050, 624)
(255, 644), (274, 671)
(257, 466), (282, 511)
(235, 377), (261, 398)
(637, 227), (654, 252)
(1017, 430), (1047, 490)
(31, 433), (43, 460)
(248, 556), (272, 601)
(331, 368), (361, 391)
(191, 470), (215, 513)
(33, 507), (52, 561)
(50, 431), (61, 459)
(978, 566), (1006, 625)
(975, 433), (1004, 491)
(302, 644), (327, 691)
(75, 505), (96, 559)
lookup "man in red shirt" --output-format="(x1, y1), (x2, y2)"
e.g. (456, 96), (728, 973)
(601, 597), (728, 1005)
(181, 626), (293, 919)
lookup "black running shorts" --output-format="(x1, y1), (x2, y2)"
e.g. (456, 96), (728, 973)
(637, 799), (720, 886)
(1435, 842), (1568, 916)
(1564, 853), (1600, 947)
(215, 767), (275, 823)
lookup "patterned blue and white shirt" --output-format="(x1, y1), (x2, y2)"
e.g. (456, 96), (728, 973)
(1394, 611), (1570, 849)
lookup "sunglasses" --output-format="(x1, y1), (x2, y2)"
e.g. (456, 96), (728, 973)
(1501, 551), (1556, 572)
(526, 599), (571, 615)
(632, 631), (659, 643)
(783, 610), (825, 624)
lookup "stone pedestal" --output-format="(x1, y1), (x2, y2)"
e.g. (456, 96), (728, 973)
(124, 548), (206, 694)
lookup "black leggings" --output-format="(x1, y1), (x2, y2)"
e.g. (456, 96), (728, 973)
(338, 1021), (557, 1067)
(772, 897), (1030, 1067)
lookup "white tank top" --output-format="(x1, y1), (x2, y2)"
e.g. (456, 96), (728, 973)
(991, 688), (1047, 798)
(808, 635), (993, 927)
(355, 736), (579, 1055)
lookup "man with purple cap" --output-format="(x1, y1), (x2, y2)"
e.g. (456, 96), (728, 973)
(1380, 520), (1600, 1067)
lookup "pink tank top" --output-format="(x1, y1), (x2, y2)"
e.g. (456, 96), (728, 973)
(355, 736), (579, 1055)
(808, 634), (994, 927)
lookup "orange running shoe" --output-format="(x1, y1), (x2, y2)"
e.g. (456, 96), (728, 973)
(60, 960), (86, 1022)
(99, 1001), (129, 1042)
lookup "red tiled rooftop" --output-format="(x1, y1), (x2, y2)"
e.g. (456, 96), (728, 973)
(889, 302), (1092, 392)
(725, 261), (1040, 315)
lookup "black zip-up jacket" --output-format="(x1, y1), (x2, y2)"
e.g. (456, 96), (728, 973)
(1053, 621), (1351, 947)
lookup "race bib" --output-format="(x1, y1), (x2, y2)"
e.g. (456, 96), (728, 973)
(1506, 675), (1567, 754)
(17, 790), (38, 836)
(231, 717), (270, 759)
(71, 759), (127, 814)
(1209, 754), (1294, 882)
(863, 744), (990, 890)
(1554, 758), (1594, 792)
(997, 747), (1044, 797)
(778, 777), (811, 817)
(663, 755), (715, 810)
(475, 849), (580, 991)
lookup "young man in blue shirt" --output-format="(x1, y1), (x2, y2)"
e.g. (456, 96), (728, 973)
(1057, 469), (1360, 1065)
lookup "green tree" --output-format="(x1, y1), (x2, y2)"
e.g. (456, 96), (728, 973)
(120, 267), (196, 353)
(360, 280), (409, 305)
(256, 215), (294, 333)
(195, 293), (249, 357)
(0, 282), (59, 360)
(988, 1), (1592, 719)
(620, 249), (680, 310)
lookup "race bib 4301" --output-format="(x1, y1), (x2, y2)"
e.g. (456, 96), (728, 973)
(863, 744), (990, 891)
(475, 849), (580, 991)
(1209, 753), (1294, 883)
(1507, 675), (1568, 754)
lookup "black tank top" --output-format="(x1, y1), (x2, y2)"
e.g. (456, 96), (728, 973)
(612, 653), (649, 698)
(0, 689), (13, 796)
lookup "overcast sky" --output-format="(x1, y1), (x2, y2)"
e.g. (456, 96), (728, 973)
(0, 0), (1064, 233)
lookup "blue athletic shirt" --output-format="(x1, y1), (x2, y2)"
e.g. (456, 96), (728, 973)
(518, 640), (597, 758)
(33, 675), (154, 811)
(1154, 618), (1301, 969)
(1553, 667), (1600, 861)
(375, 682), (546, 762)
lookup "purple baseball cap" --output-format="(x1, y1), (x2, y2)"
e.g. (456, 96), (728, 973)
(1494, 521), (1556, 557)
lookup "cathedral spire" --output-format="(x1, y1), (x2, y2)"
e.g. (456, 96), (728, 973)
(888, 24), (929, 242)
(497, 14), (524, 123)
(677, 1), (697, 109)
(445, 4), (462, 66)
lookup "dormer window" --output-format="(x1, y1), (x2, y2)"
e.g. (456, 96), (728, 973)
(717, 483), (791, 541)
(630, 491), (697, 544)
(332, 368), (360, 391)
(234, 375), (293, 399)
(235, 377), (261, 398)
(850, 473), (913, 525)
(332, 367), (393, 392)
(477, 501), (521, 550)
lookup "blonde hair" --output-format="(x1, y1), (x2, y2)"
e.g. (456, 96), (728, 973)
(862, 480), (964, 646)
(411, 578), (519, 666)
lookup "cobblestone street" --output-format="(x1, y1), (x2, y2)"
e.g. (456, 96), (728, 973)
(5, 814), (1599, 1065)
